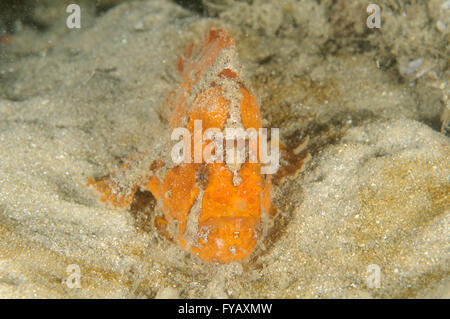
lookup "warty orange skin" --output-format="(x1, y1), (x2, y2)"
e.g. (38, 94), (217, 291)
(89, 28), (276, 263)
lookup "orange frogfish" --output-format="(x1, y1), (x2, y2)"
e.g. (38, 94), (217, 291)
(88, 27), (308, 263)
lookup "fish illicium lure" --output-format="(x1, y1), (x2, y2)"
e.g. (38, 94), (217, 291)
(88, 27), (309, 263)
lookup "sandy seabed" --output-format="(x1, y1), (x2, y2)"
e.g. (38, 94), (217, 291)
(0, 0), (448, 298)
